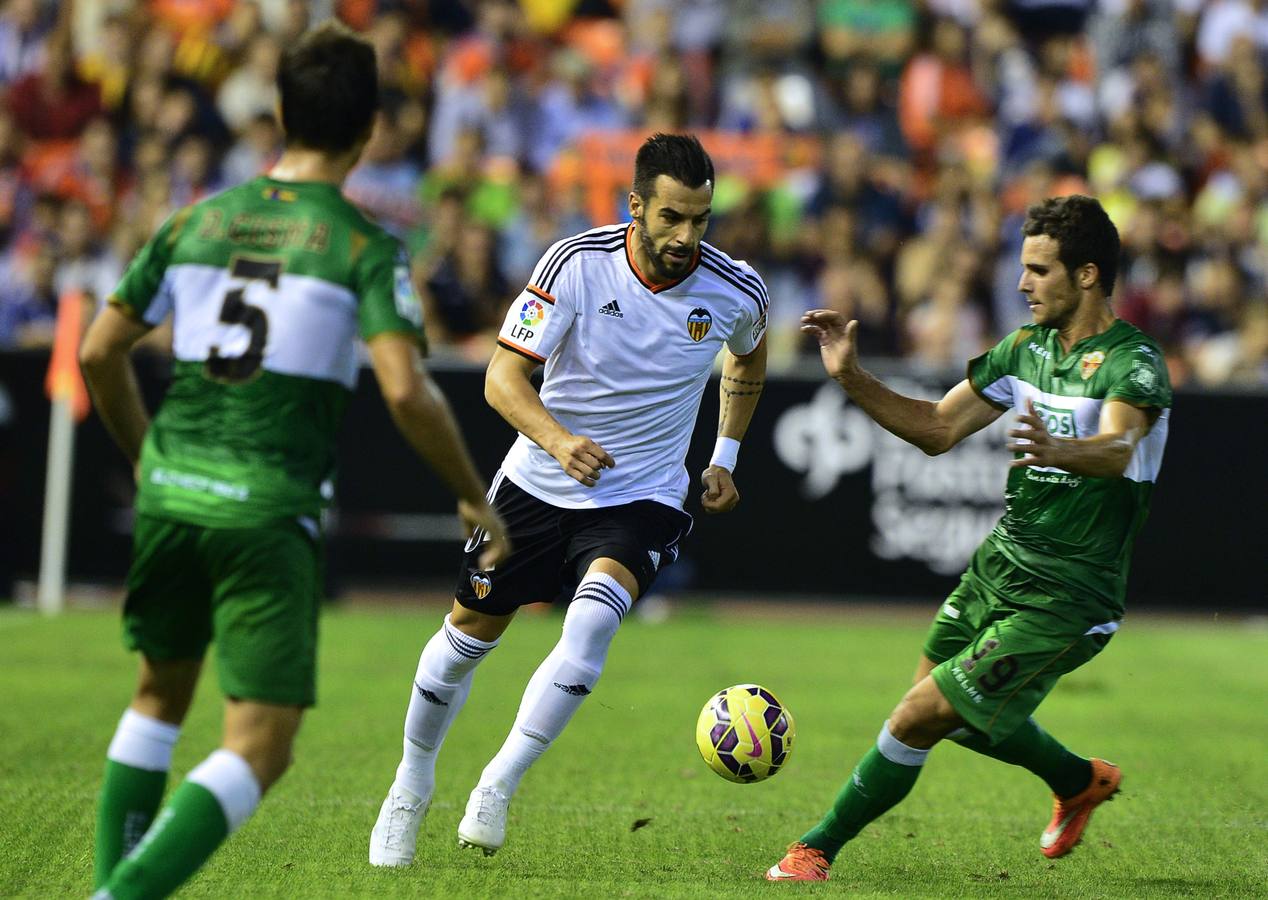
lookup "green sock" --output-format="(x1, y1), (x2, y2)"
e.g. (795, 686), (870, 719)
(800, 744), (925, 863)
(950, 717), (1091, 798)
(94, 761), (168, 887)
(101, 781), (229, 900)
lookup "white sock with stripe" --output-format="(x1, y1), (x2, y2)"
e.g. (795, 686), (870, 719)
(478, 574), (631, 797)
(396, 614), (498, 800)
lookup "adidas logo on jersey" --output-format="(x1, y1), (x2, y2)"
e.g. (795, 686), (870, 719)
(598, 299), (624, 318)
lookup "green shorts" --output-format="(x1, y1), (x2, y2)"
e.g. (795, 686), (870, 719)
(123, 513), (322, 707)
(923, 573), (1116, 744)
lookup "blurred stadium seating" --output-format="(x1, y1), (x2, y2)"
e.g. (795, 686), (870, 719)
(0, 0), (1265, 387)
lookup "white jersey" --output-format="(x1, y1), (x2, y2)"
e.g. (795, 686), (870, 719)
(496, 223), (769, 510)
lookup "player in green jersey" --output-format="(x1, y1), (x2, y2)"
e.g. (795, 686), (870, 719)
(79, 23), (508, 900)
(766, 195), (1172, 881)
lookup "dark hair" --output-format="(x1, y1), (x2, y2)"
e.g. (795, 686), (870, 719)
(277, 22), (378, 154)
(1021, 195), (1121, 296)
(632, 133), (714, 201)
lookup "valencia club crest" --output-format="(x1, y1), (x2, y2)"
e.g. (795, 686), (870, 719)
(687, 307), (713, 342)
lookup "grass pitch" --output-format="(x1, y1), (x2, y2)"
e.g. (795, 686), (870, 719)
(2, 603), (1265, 898)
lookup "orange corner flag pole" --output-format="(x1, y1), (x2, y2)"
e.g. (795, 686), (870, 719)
(44, 290), (90, 422)
(38, 291), (90, 615)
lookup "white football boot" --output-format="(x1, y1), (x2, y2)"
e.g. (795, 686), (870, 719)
(456, 785), (510, 856)
(369, 783), (430, 867)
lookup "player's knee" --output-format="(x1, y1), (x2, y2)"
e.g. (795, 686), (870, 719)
(888, 678), (960, 748)
(560, 596), (622, 662)
(134, 658), (201, 723)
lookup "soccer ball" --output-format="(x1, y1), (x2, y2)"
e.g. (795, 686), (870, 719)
(695, 684), (795, 783)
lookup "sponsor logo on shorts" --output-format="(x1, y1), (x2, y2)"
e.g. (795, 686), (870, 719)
(414, 682), (449, 706)
(552, 682), (591, 696)
(952, 664), (984, 703)
(686, 307), (713, 342)
(470, 572), (492, 600)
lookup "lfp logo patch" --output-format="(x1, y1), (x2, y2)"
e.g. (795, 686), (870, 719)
(520, 299), (546, 328)
(687, 307), (713, 342)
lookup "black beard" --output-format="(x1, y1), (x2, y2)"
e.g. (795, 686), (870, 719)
(635, 215), (686, 280)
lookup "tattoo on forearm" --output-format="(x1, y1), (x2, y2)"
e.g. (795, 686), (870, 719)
(720, 375), (764, 425)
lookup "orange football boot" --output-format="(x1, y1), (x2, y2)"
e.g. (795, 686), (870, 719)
(1040, 758), (1122, 858)
(765, 842), (831, 881)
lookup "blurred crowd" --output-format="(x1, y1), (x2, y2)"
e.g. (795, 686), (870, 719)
(1, 0), (1266, 387)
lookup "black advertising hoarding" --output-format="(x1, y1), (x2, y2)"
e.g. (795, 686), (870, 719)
(0, 351), (1263, 608)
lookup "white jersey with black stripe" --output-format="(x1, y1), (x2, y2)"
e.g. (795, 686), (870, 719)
(495, 223), (768, 510)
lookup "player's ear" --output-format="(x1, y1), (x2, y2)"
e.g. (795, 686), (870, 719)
(628, 191), (642, 220)
(1078, 263), (1098, 290)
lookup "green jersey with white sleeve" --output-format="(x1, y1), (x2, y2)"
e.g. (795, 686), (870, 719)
(111, 176), (426, 528)
(966, 318), (1171, 618)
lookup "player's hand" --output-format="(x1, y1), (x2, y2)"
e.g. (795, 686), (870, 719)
(700, 465), (739, 514)
(1006, 399), (1061, 469)
(549, 433), (615, 488)
(458, 498), (511, 570)
(800, 310), (860, 381)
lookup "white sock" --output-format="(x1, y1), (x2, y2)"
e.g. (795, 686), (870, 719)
(187, 749), (261, 833)
(478, 574), (631, 797)
(396, 614), (498, 799)
(876, 720), (931, 767)
(107, 709), (181, 771)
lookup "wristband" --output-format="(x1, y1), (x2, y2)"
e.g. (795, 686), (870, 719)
(710, 436), (740, 473)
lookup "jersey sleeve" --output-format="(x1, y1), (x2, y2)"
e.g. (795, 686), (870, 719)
(354, 234), (428, 351)
(1105, 342), (1172, 410)
(110, 207), (193, 325)
(967, 328), (1028, 409)
(725, 265), (769, 356)
(495, 243), (576, 363)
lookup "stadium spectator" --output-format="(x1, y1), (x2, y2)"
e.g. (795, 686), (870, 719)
(418, 217), (508, 355)
(51, 196), (118, 304)
(0, 1), (1264, 386)
(0, 231), (56, 348)
(215, 33), (280, 133)
(221, 111), (282, 187)
(344, 103), (425, 238)
(6, 34), (102, 141)
(0, 0), (50, 86)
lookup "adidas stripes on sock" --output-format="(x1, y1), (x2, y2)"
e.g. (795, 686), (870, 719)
(478, 574), (631, 797)
(396, 615), (498, 800)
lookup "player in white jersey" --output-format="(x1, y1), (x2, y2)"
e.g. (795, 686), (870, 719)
(370, 133), (769, 864)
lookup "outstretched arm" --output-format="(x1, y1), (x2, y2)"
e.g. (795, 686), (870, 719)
(484, 345), (615, 487)
(1008, 398), (1153, 478)
(801, 310), (1002, 455)
(368, 333), (509, 568)
(79, 303), (153, 466)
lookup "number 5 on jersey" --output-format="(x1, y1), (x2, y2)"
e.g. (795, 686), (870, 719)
(207, 257), (282, 383)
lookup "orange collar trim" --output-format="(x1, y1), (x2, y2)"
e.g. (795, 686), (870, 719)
(624, 224), (700, 294)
